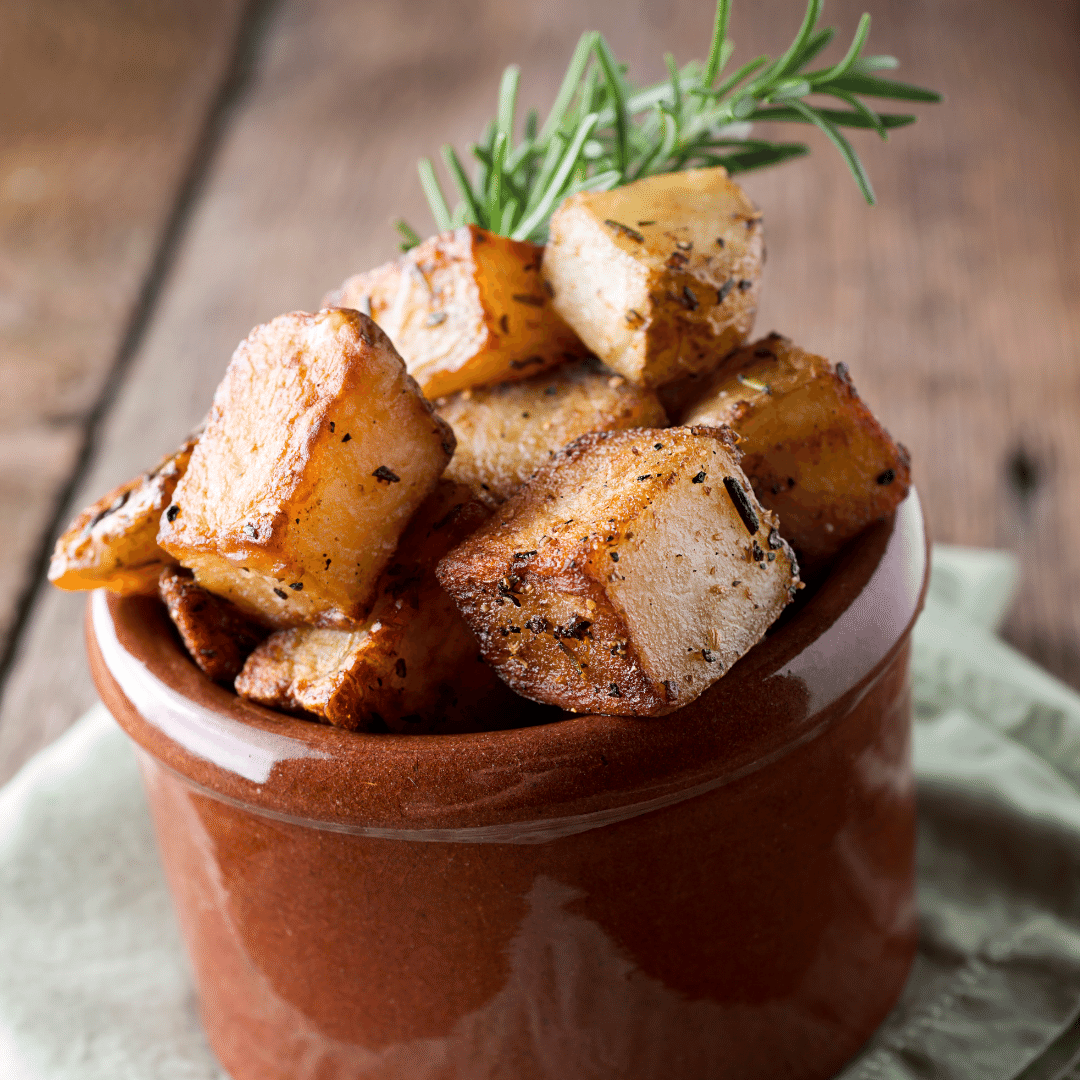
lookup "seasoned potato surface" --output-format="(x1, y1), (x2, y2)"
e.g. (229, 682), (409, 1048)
(158, 309), (454, 629)
(236, 480), (540, 733)
(159, 567), (268, 684)
(542, 167), (763, 388)
(49, 435), (197, 595)
(327, 225), (589, 399)
(680, 334), (911, 570)
(436, 426), (799, 717)
(436, 359), (667, 506)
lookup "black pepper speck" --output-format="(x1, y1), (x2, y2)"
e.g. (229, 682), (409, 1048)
(373, 465), (400, 484)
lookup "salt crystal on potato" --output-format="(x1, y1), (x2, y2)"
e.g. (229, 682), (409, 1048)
(326, 225), (589, 399)
(436, 426), (799, 717)
(49, 435), (198, 596)
(158, 309), (454, 629)
(679, 333), (911, 571)
(436, 359), (667, 506)
(236, 480), (542, 733)
(541, 167), (763, 388)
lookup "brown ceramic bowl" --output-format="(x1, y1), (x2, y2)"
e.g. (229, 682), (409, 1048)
(88, 490), (928, 1080)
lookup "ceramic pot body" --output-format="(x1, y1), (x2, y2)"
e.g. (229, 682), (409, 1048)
(89, 492), (929, 1080)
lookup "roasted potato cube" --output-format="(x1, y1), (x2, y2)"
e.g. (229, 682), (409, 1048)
(436, 427), (799, 717)
(326, 225), (589, 399)
(159, 566), (268, 684)
(436, 359), (668, 506)
(541, 167), (763, 388)
(158, 309), (454, 629)
(49, 436), (198, 595)
(236, 480), (542, 733)
(680, 334), (912, 570)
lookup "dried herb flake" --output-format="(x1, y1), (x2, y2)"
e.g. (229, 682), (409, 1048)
(723, 476), (759, 535)
(603, 219), (644, 242)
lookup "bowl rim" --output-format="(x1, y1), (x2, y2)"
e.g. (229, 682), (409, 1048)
(88, 490), (929, 842)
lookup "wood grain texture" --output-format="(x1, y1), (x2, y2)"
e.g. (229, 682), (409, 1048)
(0, 0), (248, 652)
(1, 0), (1077, 782)
(736, 0), (1080, 685)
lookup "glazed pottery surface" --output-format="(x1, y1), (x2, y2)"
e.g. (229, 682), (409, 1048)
(89, 490), (929, 1080)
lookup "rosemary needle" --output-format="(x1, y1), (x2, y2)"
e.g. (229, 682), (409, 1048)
(400, 0), (941, 246)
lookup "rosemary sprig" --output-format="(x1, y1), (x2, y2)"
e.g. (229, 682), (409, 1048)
(397, 0), (940, 248)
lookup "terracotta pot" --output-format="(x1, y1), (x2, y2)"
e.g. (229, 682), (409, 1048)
(88, 490), (929, 1080)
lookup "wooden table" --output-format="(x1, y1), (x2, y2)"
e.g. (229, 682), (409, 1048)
(1, 0), (1076, 781)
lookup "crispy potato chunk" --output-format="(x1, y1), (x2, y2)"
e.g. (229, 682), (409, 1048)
(436, 427), (799, 717)
(680, 334), (912, 570)
(436, 359), (668, 506)
(159, 567), (268, 684)
(326, 225), (589, 399)
(541, 167), (763, 388)
(158, 309), (454, 629)
(236, 480), (541, 733)
(48, 436), (198, 595)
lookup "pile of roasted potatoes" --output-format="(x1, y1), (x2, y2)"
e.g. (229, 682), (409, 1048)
(51, 166), (910, 731)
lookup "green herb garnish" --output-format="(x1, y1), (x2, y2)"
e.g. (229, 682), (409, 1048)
(395, 0), (940, 249)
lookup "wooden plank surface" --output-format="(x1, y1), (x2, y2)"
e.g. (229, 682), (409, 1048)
(0, 1), (249, 653)
(740, 0), (1080, 682)
(1, 0), (1077, 781)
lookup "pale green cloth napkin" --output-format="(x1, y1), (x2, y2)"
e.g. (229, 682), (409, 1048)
(2, 545), (1080, 1080)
